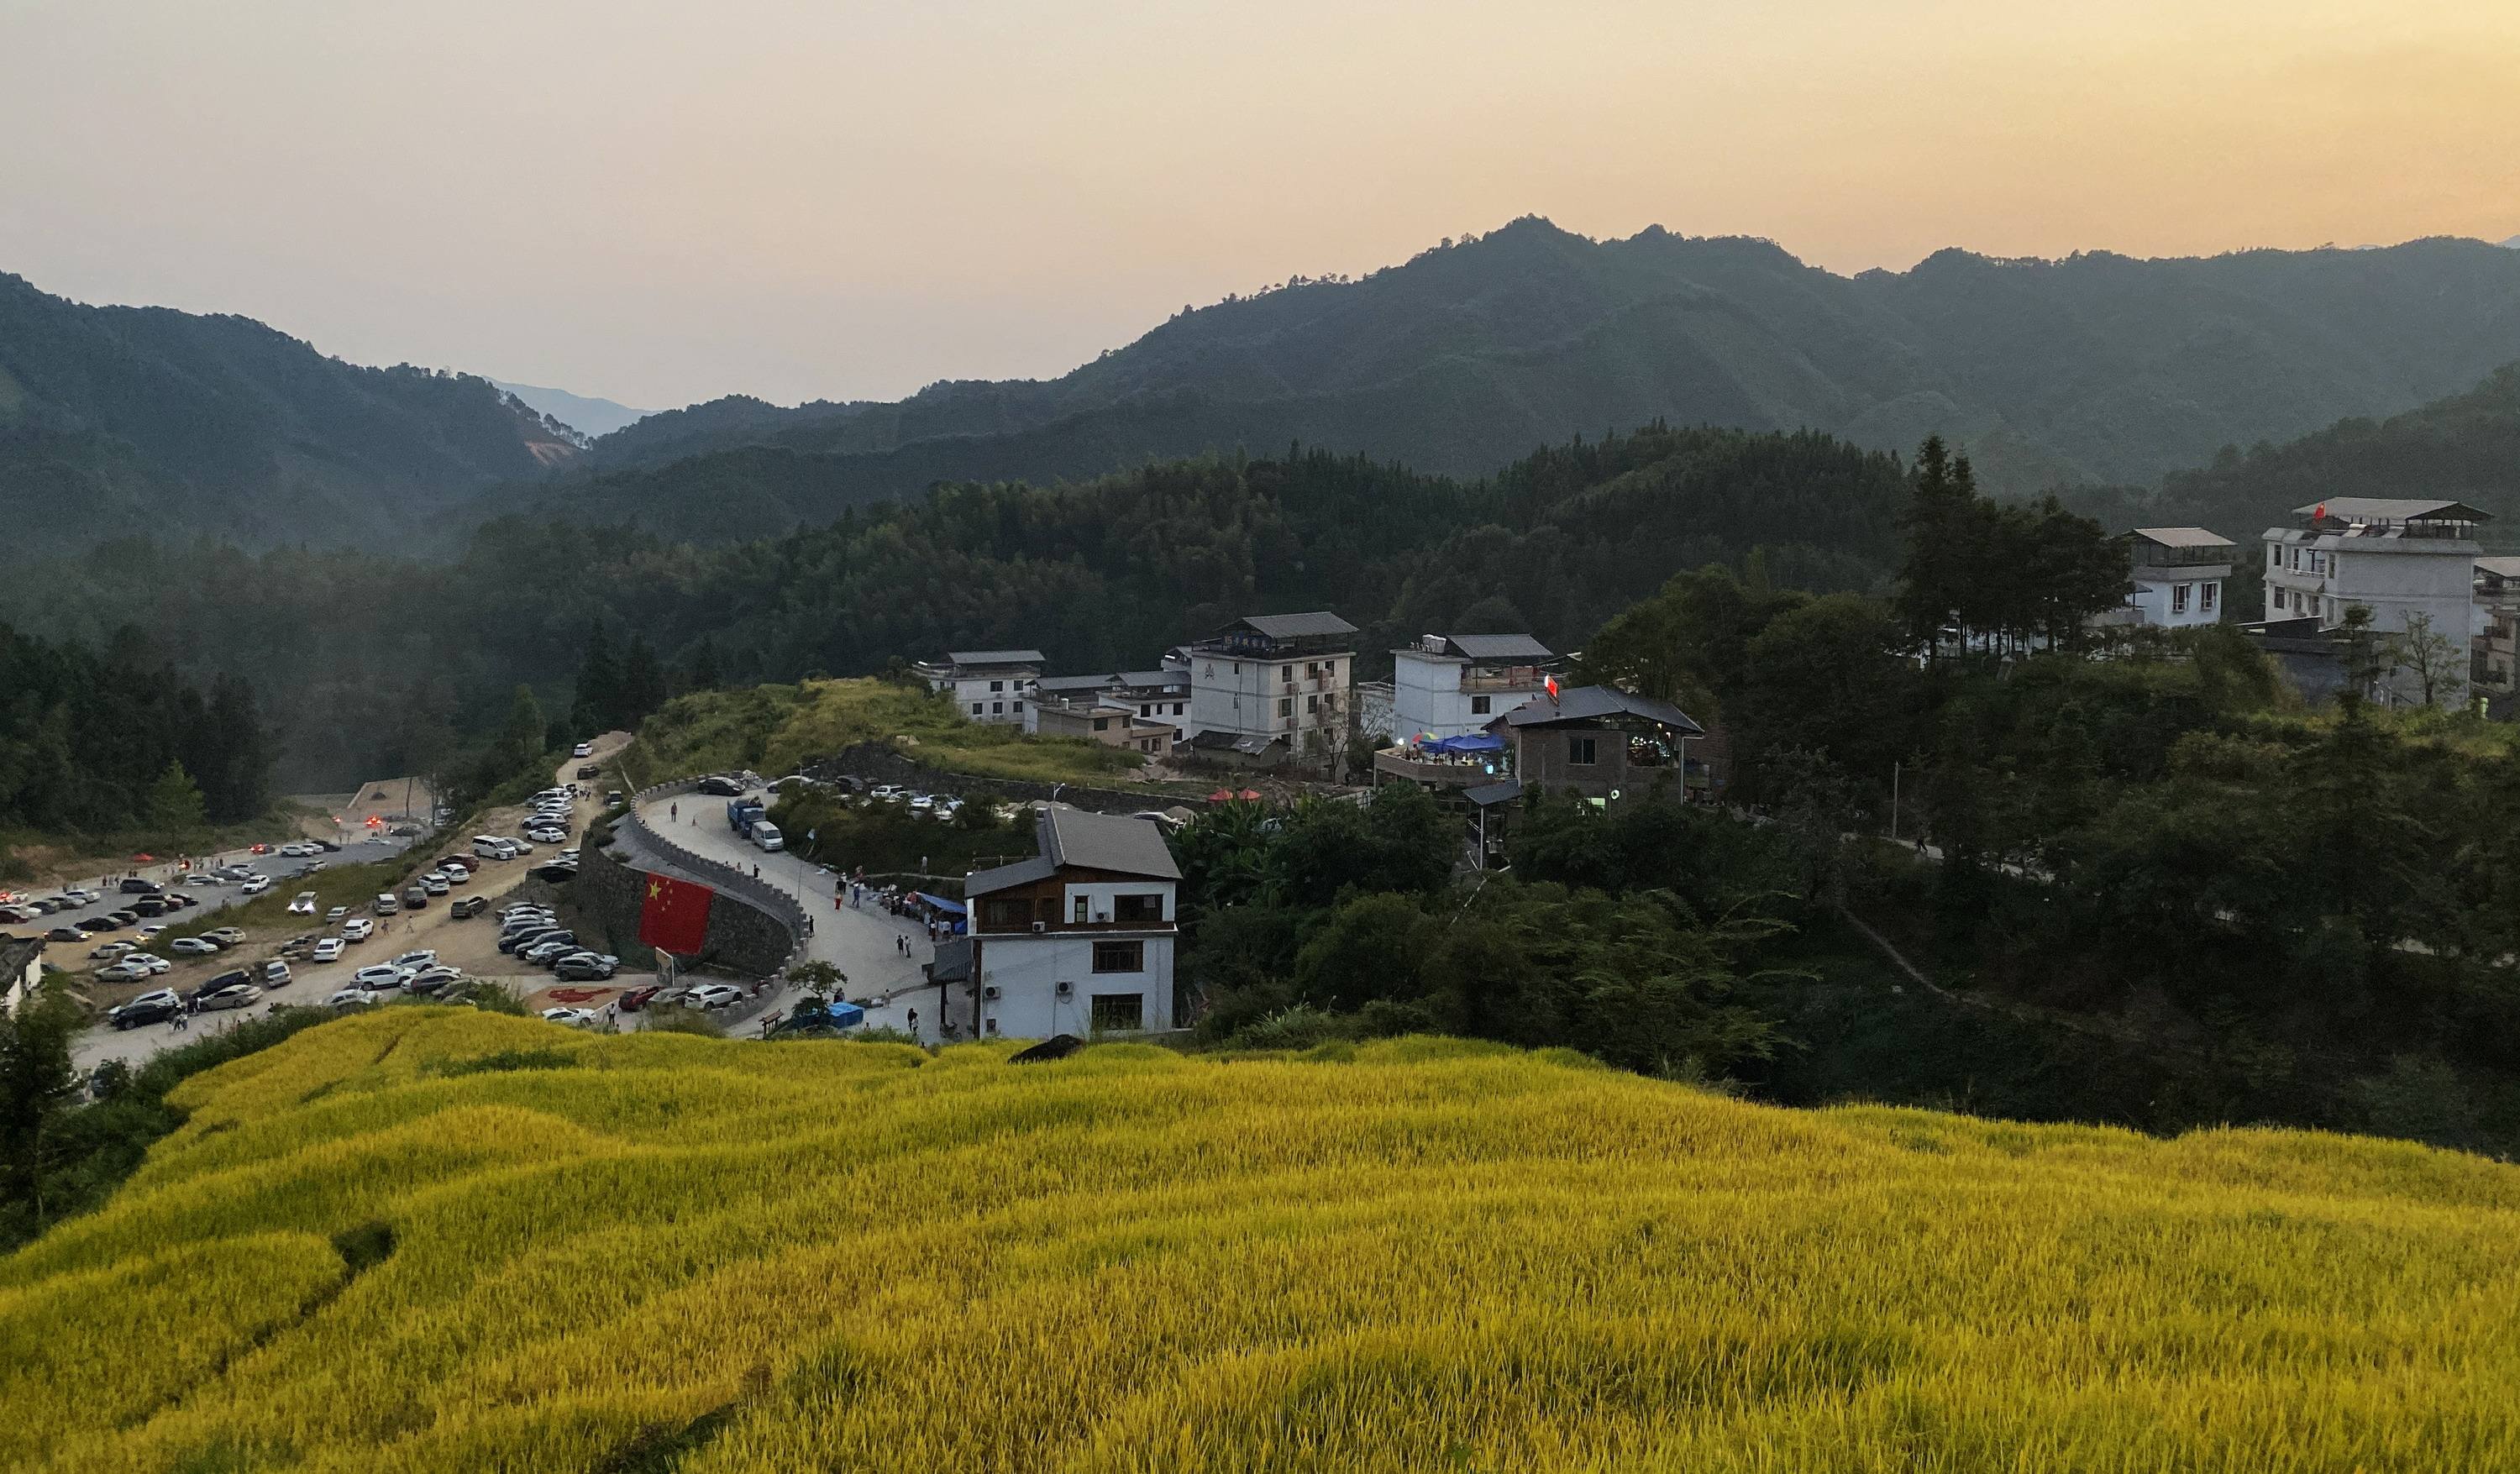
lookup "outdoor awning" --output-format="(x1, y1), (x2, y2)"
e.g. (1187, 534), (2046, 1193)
(1422, 733), (1504, 755)
(914, 892), (966, 915)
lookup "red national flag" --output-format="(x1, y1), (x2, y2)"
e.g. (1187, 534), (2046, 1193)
(1545, 674), (1561, 702)
(637, 872), (714, 955)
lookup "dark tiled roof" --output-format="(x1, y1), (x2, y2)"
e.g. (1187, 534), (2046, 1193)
(1497, 685), (1704, 735)
(964, 854), (1057, 897)
(1229, 611), (1357, 640)
(1185, 730), (1285, 755)
(1463, 779), (1525, 807)
(944, 649), (1047, 667)
(1442, 633), (1552, 660)
(2290, 499), (2491, 523)
(1043, 808), (1181, 879)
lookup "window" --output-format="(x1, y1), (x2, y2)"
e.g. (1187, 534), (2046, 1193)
(991, 702), (1004, 716)
(1141, 704), (1152, 716)
(1074, 896), (1090, 925)
(1324, 659), (1336, 678)
(1013, 700), (1023, 711)
(2171, 584), (2188, 614)
(1090, 993), (1144, 1032)
(2201, 583), (2217, 612)
(971, 702), (984, 716)
(1471, 695), (1491, 715)
(1172, 703), (1184, 716)
(1278, 697), (1293, 717)
(2291, 548), (2302, 572)
(1092, 716), (1110, 732)
(1114, 893), (1164, 924)
(1037, 897), (1058, 924)
(982, 898), (1030, 930)
(1093, 940), (1145, 973)
(1307, 694), (1320, 713)
(2270, 546), (2281, 568)
(989, 679), (1004, 693)
(1568, 736), (1599, 765)
(1280, 665), (1293, 680)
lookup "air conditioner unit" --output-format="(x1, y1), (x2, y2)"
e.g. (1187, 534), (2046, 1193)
(1055, 980), (1073, 997)
(1032, 920), (1045, 932)
(983, 985), (1001, 1000)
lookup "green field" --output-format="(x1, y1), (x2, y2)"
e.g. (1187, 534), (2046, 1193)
(624, 677), (1152, 788)
(5, 1009), (2517, 1471)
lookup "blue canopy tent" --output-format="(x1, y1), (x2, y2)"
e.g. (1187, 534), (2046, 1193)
(914, 892), (968, 935)
(1420, 732), (1505, 756)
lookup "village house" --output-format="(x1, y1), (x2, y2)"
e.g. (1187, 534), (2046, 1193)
(963, 808), (1181, 1040)
(1030, 696), (1176, 756)
(1390, 632), (1557, 741)
(912, 649), (1046, 725)
(2118, 527), (2234, 627)
(1489, 685), (1704, 805)
(1182, 612), (1357, 764)
(2257, 499), (2490, 708)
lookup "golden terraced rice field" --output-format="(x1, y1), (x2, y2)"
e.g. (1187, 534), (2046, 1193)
(7, 1008), (2520, 1471)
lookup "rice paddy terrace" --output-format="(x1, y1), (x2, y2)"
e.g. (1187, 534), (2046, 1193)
(6, 1009), (2518, 1471)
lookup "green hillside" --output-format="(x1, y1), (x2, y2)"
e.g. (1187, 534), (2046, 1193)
(6, 1009), (2517, 1471)
(0, 271), (581, 552)
(553, 221), (2520, 535)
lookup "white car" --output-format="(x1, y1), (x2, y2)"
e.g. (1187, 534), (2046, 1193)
(325, 905), (349, 922)
(572, 742), (594, 758)
(64, 887), (101, 905)
(312, 937), (345, 963)
(351, 965), (409, 991)
(261, 960), (292, 986)
(136, 924), (168, 937)
(683, 984), (745, 1011)
(129, 952), (171, 975)
(540, 1006), (600, 1029)
(324, 987), (383, 1010)
(286, 891), (318, 915)
(341, 918), (374, 942)
(387, 949), (438, 973)
(184, 873), (223, 887)
(96, 961), (150, 983)
(239, 876), (272, 896)
(171, 936), (221, 956)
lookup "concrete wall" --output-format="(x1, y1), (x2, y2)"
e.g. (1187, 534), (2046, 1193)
(974, 931), (1177, 1039)
(1186, 648), (1352, 747)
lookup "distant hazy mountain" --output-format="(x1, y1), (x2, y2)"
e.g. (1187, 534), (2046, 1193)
(491, 380), (650, 438)
(0, 272), (580, 551)
(533, 221), (2520, 538)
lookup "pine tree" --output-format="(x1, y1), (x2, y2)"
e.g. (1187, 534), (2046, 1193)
(147, 759), (207, 837)
(570, 622), (621, 737)
(620, 634), (665, 727)
(685, 638), (722, 693)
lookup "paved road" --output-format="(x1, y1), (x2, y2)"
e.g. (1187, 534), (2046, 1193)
(630, 789), (950, 1041)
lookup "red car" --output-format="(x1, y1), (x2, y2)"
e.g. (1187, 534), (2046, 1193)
(617, 985), (663, 1012)
(249, 843), (271, 855)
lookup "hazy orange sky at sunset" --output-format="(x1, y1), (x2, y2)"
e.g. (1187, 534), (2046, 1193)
(6, 0), (2515, 409)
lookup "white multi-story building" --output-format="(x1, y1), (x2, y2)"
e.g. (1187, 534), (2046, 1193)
(1025, 668), (1189, 737)
(2120, 528), (2234, 628)
(1391, 633), (1556, 742)
(2261, 499), (2490, 706)
(912, 649), (1045, 725)
(962, 808), (1180, 1040)
(1182, 612), (1356, 760)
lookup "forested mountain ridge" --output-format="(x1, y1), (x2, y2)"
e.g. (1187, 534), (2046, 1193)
(0, 271), (581, 552)
(542, 220), (2520, 538)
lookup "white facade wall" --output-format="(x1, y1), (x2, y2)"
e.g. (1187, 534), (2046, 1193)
(951, 675), (1029, 725)
(1186, 649), (1352, 749)
(2262, 538), (2482, 638)
(1390, 652), (1546, 742)
(974, 932), (1176, 1039)
(2128, 570), (2226, 627)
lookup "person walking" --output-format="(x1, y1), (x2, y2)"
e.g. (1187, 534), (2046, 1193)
(670, 802), (678, 821)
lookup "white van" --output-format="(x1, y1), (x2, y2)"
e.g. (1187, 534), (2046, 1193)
(751, 821), (784, 852)
(474, 836), (514, 860)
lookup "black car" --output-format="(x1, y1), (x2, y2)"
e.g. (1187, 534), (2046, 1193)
(696, 775), (743, 797)
(133, 897), (167, 917)
(554, 954), (617, 982)
(119, 877), (161, 894)
(183, 969), (255, 1004)
(46, 926), (83, 942)
(109, 910), (140, 926)
(108, 992), (182, 1030)
(77, 915), (121, 933)
(449, 895), (487, 920)
(166, 892), (199, 910)
(575, 763), (602, 779)
(313, 839), (343, 852)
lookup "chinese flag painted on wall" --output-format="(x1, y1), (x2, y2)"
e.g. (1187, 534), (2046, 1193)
(637, 873), (714, 955)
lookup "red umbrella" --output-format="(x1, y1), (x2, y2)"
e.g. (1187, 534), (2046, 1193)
(1236, 789), (1263, 801)
(1208, 789), (1236, 802)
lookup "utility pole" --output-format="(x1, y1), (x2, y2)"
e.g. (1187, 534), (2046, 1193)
(1890, 761), (1900, 842)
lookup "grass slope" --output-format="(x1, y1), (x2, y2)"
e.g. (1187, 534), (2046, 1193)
(6, 1010), (2518, 1471)
(624, 677), (1147, 788)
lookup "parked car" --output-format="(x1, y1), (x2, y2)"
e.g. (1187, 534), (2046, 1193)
(132, 896), (168, 917)
(523, 940), (578, 964)
(119, 877), (160, 894)
(401, 885), (430, 910)
(684, 984), (745, 1011)
(506, 837), (536, 855)
(89, 942), (132, 961)
(575, 763), (601, 779)
(406, 967), (463, 995)
(171, 936), (221, 956)
(63, 887), (99, 905)
(109, 990), (184, 1029)
(325, 905), (349, 922)
(341, 918), (375, 942)
(129, 953), (171, 975)
(375, 892), (401, 915)
(239, 876), (272, 896)
(420, 873), (449, 896)
(540, 1006), (600, 1029)
(696, 775), (744, 797)
(618, 984), (662, 1010)
(324, 987), (384, 1010)
(286, 891), (318, 915)
(262, 960), (292, 987)
(351, 965), (410, 991)
(206, 927), (245, 946)
(45, 926), (83, 942)
(184, 873), (223, 886)
(196, 982), (264, 1011)
(166, 893), (200, 909)
(97, 961), (150, 983)
(312, 937), (345, 963)
(554, 953), (617, 982)
(314, 839), (342, 852)
(387, 949), (437, 972)
(76, 916), (120, 933)
(449, 895), (487, 920)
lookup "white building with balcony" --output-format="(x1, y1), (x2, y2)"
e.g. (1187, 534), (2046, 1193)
(2121, 528), (2234, 627)
(912, 649), (1045, 725)
(1182, 612), (1356, 761)
(1390, 633), (1557, 742)
(2260, 499), (2490, 707)
(963, 808), (1179, 1040)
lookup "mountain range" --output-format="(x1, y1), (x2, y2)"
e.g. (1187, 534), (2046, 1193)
(490, 380), (651, 438)
(0, 272), (580, 552)
(8, 220), (2520, 550)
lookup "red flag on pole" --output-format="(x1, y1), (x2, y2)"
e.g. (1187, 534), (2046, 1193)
(1544, 674), (1561, 702)
(637, 873), (714, 955)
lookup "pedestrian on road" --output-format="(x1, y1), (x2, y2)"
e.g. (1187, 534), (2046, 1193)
(670, 803), (678, 820)
(907, 1008), (919, 1036)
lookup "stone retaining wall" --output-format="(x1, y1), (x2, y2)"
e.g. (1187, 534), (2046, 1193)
(605, 777), (811, 980)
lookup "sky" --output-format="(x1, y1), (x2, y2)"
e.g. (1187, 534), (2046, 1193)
(4, 0), (2517, 412)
